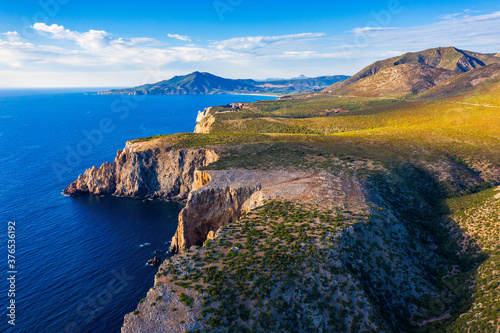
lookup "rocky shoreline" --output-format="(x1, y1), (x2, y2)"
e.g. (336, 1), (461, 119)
(63, 98), (499, 332)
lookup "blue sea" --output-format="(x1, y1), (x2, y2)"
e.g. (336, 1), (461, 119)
(0, 89), (274, 333)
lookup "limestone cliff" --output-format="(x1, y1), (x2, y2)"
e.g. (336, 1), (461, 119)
(170, 171), (263, 253)
(63, 142), (219, 201)
(194, 115), (215, 134)
(194, 107), (215, 133)
(169, 168), (368, 253)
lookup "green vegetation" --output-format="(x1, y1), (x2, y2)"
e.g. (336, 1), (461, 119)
(179, 293), (194, 307)
(158, 174), (494, 331)
(128, 48), (500, 332)
(447, 187), (500, 254)
(425, 187), (500, 332)
(163, 201), (383, 331)
(132, 89), (500, 186)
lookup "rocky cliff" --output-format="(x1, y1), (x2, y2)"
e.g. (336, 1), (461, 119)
(194, 107), (215, 134)
(63, 142), (219, 201)
(170, 170), (263, 253)
(122, 163), (487, 332)
(169, 167), (370, 253)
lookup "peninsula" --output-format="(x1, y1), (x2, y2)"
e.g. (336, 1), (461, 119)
(65, 46), (500, 332)
(99, 71), (350, 96)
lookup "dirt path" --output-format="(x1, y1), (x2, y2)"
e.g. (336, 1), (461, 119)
(450, 101), (500, 108)
(418, 309), (452, 327)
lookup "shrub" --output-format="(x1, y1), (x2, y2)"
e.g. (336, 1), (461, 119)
(180, 293), (194, 306)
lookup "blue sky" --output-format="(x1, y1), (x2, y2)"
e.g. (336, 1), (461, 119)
(0, 0), (499, 87)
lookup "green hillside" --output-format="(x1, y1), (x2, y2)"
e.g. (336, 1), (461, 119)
(127, 47), (500, 332)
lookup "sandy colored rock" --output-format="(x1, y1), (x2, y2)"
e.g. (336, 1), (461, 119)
(63, 143), (219, 201)
(170, 168), (369, 253)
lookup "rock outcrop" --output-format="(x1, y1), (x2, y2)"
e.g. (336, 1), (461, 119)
(146, 257), (161, 267)
(170, 180), (263, 253)
(194, 115), (215, 134)
(169, 168), (369, 253)
(63, 142), (219, 201)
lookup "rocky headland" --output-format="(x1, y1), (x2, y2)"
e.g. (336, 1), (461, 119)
(63, 143), (218, 201)
(65, 46), (500, 332)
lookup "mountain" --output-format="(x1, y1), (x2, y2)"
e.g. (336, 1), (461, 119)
(324, 63), (458, 97)
(419, 62), (500, 100)
(100, 72), (350, 96)
(290, 74), (309, 80)
(324, 47), (500, 97)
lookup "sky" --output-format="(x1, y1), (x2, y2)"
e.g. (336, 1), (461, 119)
(0, 0), (499, 87)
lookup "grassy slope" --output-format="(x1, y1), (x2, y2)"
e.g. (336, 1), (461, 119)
(129, 67), (500, 332)
(187, 87), (500, 182)
(159, 202), (385, 332)
(148, 169), (496, 332)
(440, 187), (500, 332)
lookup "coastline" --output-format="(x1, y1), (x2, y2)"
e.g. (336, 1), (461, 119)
(61, 87), (500, 332)
(98, 91), (281, 98)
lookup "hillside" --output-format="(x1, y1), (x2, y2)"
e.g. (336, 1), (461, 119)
(324, 63), (458, 97)
(419, 62), (500, 101)
(65, 47), (500, 333)
(323, 46), (500, 97)
(100, 72), (349, 96)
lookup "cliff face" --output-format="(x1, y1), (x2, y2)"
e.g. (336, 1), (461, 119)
(169, 168), (369, 253)
(123, 163), (491, 332)
(193, 115), (215, 133)
(170, 172), (263, 252)
(63, 143), (219, 201)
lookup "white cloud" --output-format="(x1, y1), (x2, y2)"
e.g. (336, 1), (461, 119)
(350, 27), (397, 34)
(2, 31), (21, 43)
(441, 13), (462, 20)
(441, 8), (481, 20)
(167, 33), (191, 42)
(0, 24), (244, 77)
(212, 33), (326, 51)
(33, 23), (112, 50)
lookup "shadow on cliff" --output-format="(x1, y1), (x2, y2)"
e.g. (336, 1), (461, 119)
(338, 163), (487, 332)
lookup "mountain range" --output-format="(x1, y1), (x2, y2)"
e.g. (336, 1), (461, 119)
(100, 72), (350, 96)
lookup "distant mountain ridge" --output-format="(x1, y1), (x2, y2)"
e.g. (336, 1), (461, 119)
(101, 72), (350, 96)
(323, 47), (500, 97)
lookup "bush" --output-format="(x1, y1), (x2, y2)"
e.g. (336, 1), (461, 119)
(180, 293), (194, 306)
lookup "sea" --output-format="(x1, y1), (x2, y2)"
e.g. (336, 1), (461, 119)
(0, 89), (274, 333)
